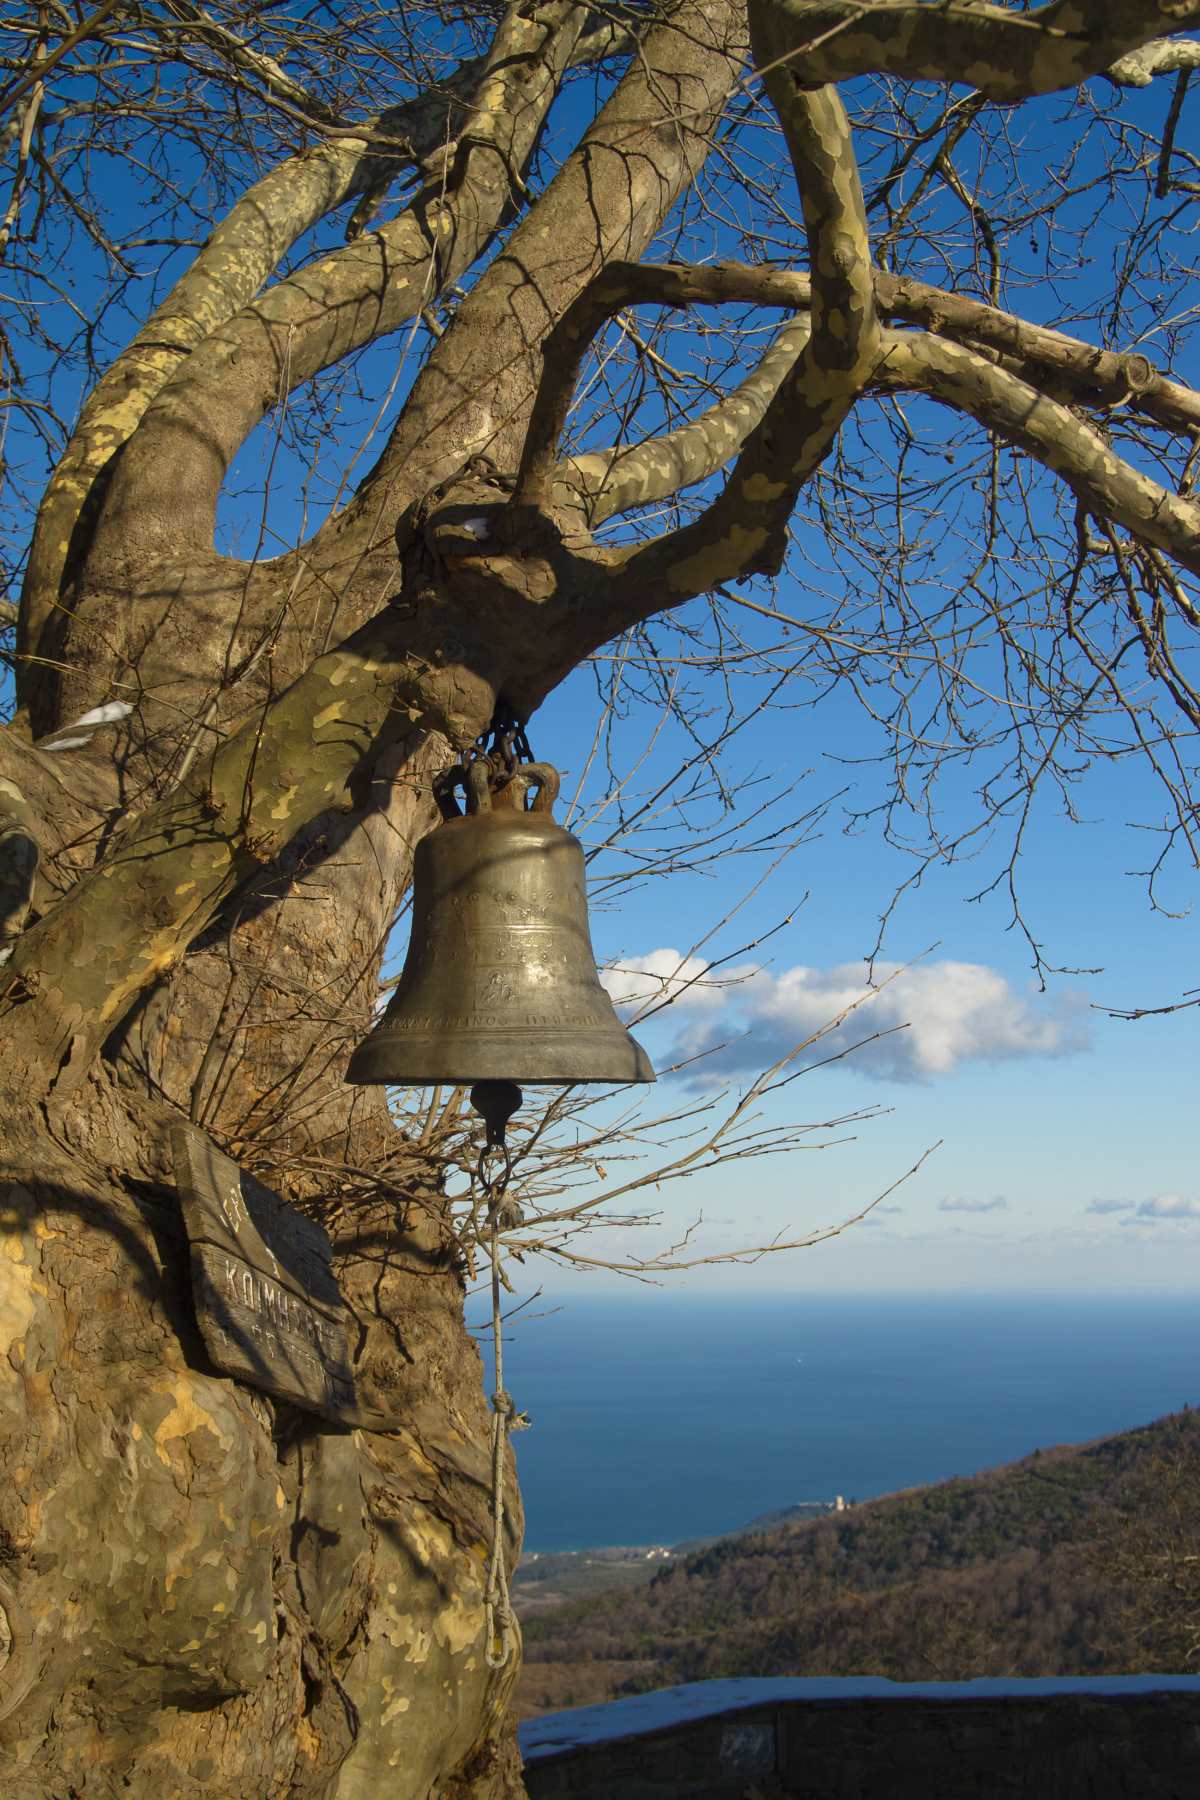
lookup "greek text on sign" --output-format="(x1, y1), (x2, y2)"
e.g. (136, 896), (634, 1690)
(171, 1122), (389, 1429)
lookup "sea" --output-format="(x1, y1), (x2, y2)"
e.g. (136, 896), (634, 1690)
(470, 1292), (1200, 1554)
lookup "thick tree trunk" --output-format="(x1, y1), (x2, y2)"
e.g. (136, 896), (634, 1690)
(0, 1050), (525, 1797)
(0, 714), (526, 1795)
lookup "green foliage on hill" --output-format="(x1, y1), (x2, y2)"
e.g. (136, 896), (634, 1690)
(519, 1410), (1200, 1712)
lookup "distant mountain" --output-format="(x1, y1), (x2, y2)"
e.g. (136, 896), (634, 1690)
(518, 1409), (1200, 1718)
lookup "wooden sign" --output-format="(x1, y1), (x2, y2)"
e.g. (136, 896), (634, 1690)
(171, 1122), (389, 1429)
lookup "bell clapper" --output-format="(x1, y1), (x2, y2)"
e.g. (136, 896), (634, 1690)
(470, 1078), (522, 1164)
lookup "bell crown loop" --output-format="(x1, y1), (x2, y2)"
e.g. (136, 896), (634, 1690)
(435, 757), (560, 822)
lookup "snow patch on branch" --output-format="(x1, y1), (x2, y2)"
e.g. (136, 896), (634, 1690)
(39, 701), (133, 752)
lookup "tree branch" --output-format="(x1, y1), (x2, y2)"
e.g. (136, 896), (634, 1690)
(588, 47), (878, 612)
(555, 261), (1200, 523)
(37, 4), (593, 753)
(570, 16), (638, 66)
(512, 260), (813, 515)
(564, 313), (814, 523)
(19, 4), (571, 722)
(339, 0), (748, 537)
(874, 273), (1200, 434)
(74, 4), (589, 564)
(1108, 34), (1200, 84)
(155, 0), (347, 129)
(876, 328), (1200, 579)
(0, 0), (123, 120)
(748, 0), (1200, 100)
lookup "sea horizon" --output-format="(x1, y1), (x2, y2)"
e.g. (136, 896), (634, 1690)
(474, 1290), (1200, 1554)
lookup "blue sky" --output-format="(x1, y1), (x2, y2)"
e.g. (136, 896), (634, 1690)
(523, 628), (1200, 1296)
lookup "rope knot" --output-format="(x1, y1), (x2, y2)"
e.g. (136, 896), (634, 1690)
(491, 1597), (515, 1632)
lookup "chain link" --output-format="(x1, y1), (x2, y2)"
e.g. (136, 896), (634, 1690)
(471, 697), (533, 775)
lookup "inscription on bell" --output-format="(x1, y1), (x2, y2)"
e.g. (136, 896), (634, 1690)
(463, 928), (575, 963)
(381, 1012), (595, 1030)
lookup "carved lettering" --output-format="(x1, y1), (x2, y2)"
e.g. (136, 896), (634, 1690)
(379, 1012), (606, 1032)
(221, 1181), (247, 1234)
(171, 1122), (392, 1429)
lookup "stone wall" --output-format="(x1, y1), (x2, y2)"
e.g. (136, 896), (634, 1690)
(520, 1675), (1200, 1798)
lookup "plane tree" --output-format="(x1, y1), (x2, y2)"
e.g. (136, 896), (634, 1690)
(1, 2), (1199, 1794)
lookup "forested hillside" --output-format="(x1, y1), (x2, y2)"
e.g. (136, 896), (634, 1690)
(519, 1411), (1200, 1716)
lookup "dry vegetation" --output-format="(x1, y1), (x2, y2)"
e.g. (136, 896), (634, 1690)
(520, 1410), (1200, 1715)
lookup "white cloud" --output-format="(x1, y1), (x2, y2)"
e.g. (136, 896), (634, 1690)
(1137, 1195), (1200, 1221)
(940, 1195), (1008, 1214)
(1086, 1198), (1136, 1215)
(641, 955), (1085, 1086)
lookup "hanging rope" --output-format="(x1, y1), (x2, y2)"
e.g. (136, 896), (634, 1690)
(472, 1080), (526, 1671)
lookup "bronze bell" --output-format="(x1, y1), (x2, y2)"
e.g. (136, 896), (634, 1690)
(347, 758), (654, 1087)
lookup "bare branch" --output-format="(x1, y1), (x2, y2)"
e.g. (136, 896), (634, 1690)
(570, 15), (638, 66)
(20, 4), (582, 721)
(876, 328), (1200, 580)
(564, 314), (812, 520)
(874, 273), (1200, 434)
(1109, 34), (1200, 84)
(748, 0), (1200, 101)
(0, 0), (123, 120)
(514, 260), (815, 514)
(344, 0), (748, 531)
(592, 65), (877, 610)
(556, 261), (1200, 524)
(153, 0), (348, 129)
(526, 1138), (939, 1275)
(1102, 985), (1200, 1019)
